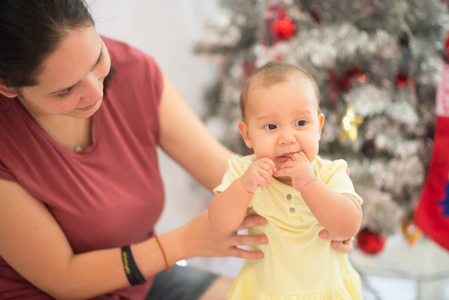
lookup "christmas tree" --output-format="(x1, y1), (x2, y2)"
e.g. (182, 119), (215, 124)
(195, 0), (449, 244)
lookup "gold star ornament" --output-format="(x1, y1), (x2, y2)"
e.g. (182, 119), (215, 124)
(339, 106), (363, 141)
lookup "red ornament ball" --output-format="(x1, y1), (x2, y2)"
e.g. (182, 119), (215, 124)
(271, 16), (296, 41)
(339, 66), (365, 92)
(356, 227), (386, 255)
(396, 72), (417, 90)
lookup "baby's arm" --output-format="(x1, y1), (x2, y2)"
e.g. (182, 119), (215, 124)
(209, 158), (276, 233)
(275, 153), (362, 240)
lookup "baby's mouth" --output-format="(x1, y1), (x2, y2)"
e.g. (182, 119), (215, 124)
(277, 153), (294, 162)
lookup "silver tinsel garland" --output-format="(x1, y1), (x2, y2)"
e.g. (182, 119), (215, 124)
(195, 0), (449, 236)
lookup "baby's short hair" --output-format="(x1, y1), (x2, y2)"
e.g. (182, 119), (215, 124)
(239, 61), (320, 120)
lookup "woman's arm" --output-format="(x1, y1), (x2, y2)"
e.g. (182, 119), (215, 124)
(0, 179), (132, 299)
(0, 178), (267, 299)
(157, 73), (232, 191)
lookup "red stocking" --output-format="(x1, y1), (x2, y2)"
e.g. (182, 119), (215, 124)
(415, 64), (449, 251)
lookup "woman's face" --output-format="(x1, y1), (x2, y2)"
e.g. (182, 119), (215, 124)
(17, 25), (111, 119)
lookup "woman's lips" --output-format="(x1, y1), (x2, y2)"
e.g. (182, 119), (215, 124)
(76, 101), (98, 111)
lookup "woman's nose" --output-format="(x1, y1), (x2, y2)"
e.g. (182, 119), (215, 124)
(82, 74), (103, 101)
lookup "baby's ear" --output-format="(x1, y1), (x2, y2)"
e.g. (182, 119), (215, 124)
(318, 113), (325, 139)
(0, 81), (18, 98)
(238, 121), (253, 149)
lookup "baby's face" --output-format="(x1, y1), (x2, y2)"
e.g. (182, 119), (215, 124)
(238, 77), (324, 171)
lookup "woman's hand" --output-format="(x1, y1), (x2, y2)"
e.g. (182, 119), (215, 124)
(179, 210), (353, 261)
(318, 229), (354, 253)
(179, 210), (268, 260)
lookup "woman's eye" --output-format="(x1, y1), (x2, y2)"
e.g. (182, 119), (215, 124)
(57, 87), (73, 98)
(264, 124), (277, 130)
(296, 120), (306, 126)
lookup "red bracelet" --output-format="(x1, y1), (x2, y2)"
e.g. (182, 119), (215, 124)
(155, 235), (171, 273)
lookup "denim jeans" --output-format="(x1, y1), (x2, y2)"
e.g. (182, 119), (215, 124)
(145, 265), (219, 300)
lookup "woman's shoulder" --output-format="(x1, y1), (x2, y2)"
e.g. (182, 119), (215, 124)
(102, 36), (142, 59)
(0, 95), (14, 115)
(0, 96), (20, 131)
(101, 36), (163, 103)
(101, 36), (159, 72)
(0, 97), (30, 182)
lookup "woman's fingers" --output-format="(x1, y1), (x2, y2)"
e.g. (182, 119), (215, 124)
(318, 229), (354, 254)
(235, 214), (268, 247)
(229, 246), (264, 260)
(234, 233), (268, 246)
(229, 214), (268, 259)
(237, 214), (267, 230)
(330, 239), (353, 254)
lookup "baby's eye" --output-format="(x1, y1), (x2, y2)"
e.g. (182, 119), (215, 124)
(264, 124), (277, 130)
(296, 120), (306, 126)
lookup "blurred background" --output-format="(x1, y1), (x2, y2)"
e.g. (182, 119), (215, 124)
(90, 1), (449, 299)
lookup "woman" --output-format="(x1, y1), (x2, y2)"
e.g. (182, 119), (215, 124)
(0, 1), (353, 299)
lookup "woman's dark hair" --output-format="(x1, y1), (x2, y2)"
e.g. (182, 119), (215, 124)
(0, 0), (95, 89)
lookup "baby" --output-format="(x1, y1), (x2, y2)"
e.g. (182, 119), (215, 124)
(209, 61), (363, 299)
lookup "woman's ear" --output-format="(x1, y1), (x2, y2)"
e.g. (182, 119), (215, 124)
(238, 120), (253, 149)
(0, 81), (18, 98)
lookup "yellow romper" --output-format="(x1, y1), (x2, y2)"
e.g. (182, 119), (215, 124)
(214, 155), (363, 300)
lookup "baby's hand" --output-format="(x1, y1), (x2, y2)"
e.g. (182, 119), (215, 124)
(274, 152), (316, 192)
(240, 158), (276, 193)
